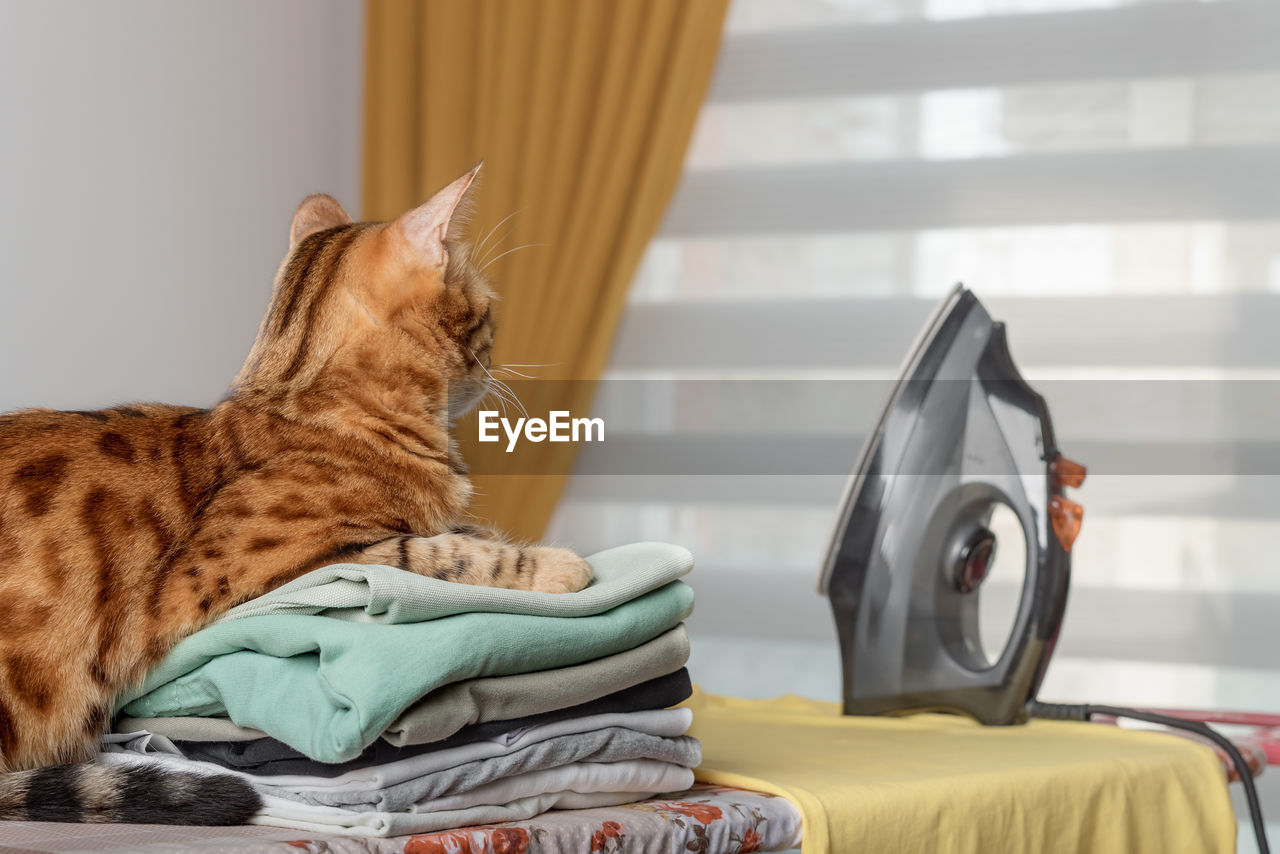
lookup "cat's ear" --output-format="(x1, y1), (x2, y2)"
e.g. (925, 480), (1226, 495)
(290, 194), (353, 249)
(395, 162), (482, 271)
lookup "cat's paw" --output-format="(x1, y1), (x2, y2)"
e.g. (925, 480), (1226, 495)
(523, 546), (593, 594)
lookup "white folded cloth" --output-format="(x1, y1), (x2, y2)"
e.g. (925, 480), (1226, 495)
(100, 748), (694, 836)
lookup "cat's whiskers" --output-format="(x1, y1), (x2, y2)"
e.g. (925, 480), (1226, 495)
(489, 377), (528, 420)
(483, 373), (535, 419)
(487, 382), (524, 421)
(492, 386), (522, 419)
(488, 379), (527, 420)
(481, 387), (509, 420)
(479, 243), (547, 274)
(471, 209), (523, 266)
(476, 239), (509, 271)
(494, 367), (538, 380)
(470, 349), (528, 419)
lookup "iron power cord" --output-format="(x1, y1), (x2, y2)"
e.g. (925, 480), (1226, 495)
(1028, 701), (1270, 854)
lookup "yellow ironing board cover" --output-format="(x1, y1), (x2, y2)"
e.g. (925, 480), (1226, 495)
(685, 689), (1236, 854)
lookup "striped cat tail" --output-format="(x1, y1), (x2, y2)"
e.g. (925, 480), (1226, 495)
(0, 763), (261, 824)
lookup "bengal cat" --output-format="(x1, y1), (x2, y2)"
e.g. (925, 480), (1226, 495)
(0, 165), (593, 824)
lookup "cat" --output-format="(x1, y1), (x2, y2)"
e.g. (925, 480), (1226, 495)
(0, 164), (593, 825)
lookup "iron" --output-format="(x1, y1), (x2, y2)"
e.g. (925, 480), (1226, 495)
(817, 285), (1085, 725)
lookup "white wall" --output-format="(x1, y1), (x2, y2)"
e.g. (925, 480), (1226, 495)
(0, 0), (365, 411)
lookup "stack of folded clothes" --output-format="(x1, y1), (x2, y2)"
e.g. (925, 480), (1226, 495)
(101, 542), (698, 836)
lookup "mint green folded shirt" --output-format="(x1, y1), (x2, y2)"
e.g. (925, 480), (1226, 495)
(116, 543), (694, 764)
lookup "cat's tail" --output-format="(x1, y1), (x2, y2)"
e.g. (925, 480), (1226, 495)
(0, 763), (261, 825)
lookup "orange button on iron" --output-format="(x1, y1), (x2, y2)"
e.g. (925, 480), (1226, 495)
(1051, 455), (1087, 489)
(1049, 495), (1084, 552)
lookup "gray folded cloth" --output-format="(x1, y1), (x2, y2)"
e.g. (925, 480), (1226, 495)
(174, 667), (692, 777)
(116, 624), (690, 746)
(262, 727), (702, 812)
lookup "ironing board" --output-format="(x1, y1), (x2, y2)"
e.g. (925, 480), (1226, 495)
(685, 689), (1240, 854)
(0, 690), (1245, 854)
(0, 697), (1249, 854)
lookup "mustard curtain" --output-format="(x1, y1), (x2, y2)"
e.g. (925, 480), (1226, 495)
(363, 0), (730, 540)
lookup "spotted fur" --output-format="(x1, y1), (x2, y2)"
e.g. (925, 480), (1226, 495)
(0, 763), (260, 825)
(0, 165), (592, 823)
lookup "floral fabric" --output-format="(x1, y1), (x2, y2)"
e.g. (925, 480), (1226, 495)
(398, 784), (801, 854)
(0, 785), (802, 853)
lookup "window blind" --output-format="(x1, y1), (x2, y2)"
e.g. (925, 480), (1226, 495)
(548, 0), (1280, 839)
